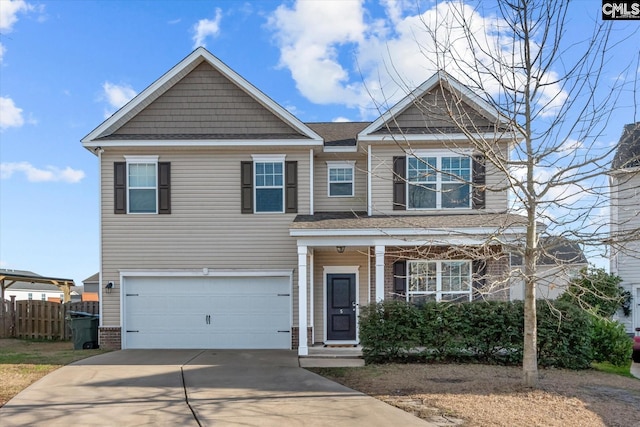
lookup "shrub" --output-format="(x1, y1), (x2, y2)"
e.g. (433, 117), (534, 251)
(559, 267), (625, 318)
(359, 301), (420, 363)
(590, 316), (633, 367)
(536, 300), (593, 369)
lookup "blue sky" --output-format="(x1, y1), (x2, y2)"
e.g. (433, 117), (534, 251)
(1, 0), (638, 286)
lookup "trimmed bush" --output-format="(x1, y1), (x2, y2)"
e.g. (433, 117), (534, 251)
(359, 299), (596, 369)
(590, 316), (633, 367)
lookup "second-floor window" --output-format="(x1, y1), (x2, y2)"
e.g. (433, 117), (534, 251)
(255, 161), (284, 213)
(327, 161), (355, 197)
(408, 154), (471, 209)
(114, 157), (171, 215)
(128, 162), (157, 213)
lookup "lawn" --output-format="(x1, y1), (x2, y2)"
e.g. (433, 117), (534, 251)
(0, 339), (109, 407)
(311, 363), (640, 427)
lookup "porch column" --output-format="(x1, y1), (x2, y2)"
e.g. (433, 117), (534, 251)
(298, 245), (309, 356)
(375, 245), (385, 302)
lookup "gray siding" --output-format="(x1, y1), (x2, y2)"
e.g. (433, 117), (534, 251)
(313, 152), (368, 212)
(369, 145), (509, 215)
(100, 147), (310, 326)
(112, 61), (302, 137)
(611, 172), (640, 333)
(311, 249), (370, 343)
(376, 88), (494, 131)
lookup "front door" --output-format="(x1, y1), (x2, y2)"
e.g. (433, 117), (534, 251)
(326, 273), (357, 341)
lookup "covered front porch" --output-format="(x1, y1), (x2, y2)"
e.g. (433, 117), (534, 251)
(290, 212), (527, 356)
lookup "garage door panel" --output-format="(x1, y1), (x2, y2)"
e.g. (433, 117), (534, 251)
(124, 275), (291, 349)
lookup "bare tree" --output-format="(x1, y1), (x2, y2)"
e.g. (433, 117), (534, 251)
(367, 0), (638, 387)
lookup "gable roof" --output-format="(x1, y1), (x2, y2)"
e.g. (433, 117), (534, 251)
(358, 71), (512, 141)
(612, 122), (640, 169)
(82, 47), (323, 151)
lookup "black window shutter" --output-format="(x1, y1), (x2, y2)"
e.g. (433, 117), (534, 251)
(241, 161), (253, 214)
(472, 155), (486, 209)
(285, 161), (298, 213)
(393, 260), (406, 295)
(114, 162), (127, 214)
(393, 156), (406, 210)
(158, 162), (171, 214)
(472, 259), (487, 300)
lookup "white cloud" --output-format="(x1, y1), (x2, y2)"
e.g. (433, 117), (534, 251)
(268, 1), (567, 119)
(0, 0), (33, 32)
(0, 96), (24, 129)
(0, 162), (85, 183)
(192, 8), (222, 48)
(101, 82), (137, 118)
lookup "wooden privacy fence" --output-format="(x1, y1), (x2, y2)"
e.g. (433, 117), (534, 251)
(0, 299), (99, 340)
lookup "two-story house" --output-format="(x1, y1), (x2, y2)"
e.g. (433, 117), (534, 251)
(81, 47), (529, 354)
(610, 122), (640, 335)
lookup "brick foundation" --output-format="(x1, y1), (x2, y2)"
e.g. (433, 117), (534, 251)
(291, 326), (313, 349)
(99, 327), (122, 350)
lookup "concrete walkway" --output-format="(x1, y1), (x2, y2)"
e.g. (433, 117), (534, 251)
(632, 362), (640, 380)
(0, 350), (432, 426)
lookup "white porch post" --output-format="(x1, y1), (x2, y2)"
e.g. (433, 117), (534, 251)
(298, 245), (309, 356)
(375, 245), (385, 302)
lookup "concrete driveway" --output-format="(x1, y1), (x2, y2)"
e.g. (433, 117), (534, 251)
(0, 350), (432, 426)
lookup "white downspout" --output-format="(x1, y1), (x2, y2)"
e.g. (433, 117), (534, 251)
(367, 145), (372, 216)
(309, 149), (314, 215)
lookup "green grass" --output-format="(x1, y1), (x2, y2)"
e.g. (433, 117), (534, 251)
(591, 360), (636, 378)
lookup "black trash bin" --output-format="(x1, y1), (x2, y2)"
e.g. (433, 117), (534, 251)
(68, 311), (99, 350)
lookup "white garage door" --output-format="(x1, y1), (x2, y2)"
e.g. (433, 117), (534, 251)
(123, 276), (291, 349)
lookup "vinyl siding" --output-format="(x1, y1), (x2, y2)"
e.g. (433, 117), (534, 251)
(311, 249), (370, 343)
(369, 144), (509, 215)
(100, 147), (310, 327)
(111, 61), (301, 137)
(313, 152), (368, 212)
(374, 88), (494, 131)
(611, 172), (640, 333)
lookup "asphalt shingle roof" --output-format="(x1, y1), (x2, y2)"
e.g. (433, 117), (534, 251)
(612, 122), (640, 169)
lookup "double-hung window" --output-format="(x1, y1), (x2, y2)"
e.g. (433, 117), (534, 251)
(407, 260), (472, 303)
(408, 153), (471, 209)
(327, 161), (355, 197)
(126, 156), (158, 214)
(253, 155), (285, 213)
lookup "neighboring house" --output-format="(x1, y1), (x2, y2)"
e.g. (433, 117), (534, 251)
(81, 273), (100, 302)
(82, 47), (537, 353)
(509, 237), (587, 301)
(610, 122), (640, 334)
(0, 269), (75, 303)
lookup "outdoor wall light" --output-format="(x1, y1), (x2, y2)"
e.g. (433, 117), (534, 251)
(336, 246), (346, 254)
(105, 281), (114, 293)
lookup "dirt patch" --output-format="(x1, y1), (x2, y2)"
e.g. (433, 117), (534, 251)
(311, 364), (640, 427)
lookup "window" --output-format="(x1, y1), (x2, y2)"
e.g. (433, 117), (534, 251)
(408, 154), (471, 209)
(115, 158), (170, 215)
(41, 293), (46, 301)
(407, 260), (472, 303)
(254, 155), (285, 213)
(128, 161), (157, 213)
(28, 293), (32, 300)
(327, 161), (355, 197)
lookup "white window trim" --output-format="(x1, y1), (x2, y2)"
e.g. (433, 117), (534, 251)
(406, 150), (473, 210)
(326, 160), (355, 198)
(252, 154), (286, 214)
(124, 155), (159, 214)
(407, 260), (472, 302)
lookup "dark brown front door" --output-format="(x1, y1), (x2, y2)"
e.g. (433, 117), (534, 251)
(326, 273), (356, 341)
